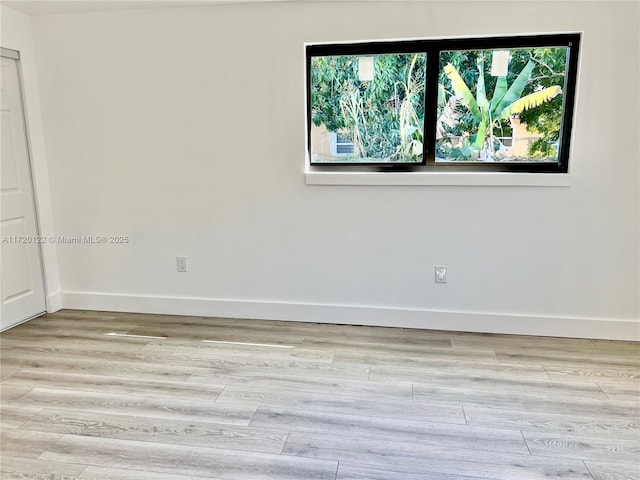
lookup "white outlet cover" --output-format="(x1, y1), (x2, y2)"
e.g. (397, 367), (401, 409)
(435, 266), (447, 283)
(177, 256), (188, 272)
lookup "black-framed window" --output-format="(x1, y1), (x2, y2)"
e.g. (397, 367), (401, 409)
(306, 33), (580, 173)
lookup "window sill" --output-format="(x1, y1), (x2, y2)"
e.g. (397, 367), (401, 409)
(305, 171), (572, 187)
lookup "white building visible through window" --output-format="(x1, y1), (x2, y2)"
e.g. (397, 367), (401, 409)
(332, 132), (355, 156)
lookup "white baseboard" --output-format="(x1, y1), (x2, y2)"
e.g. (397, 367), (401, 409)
(62, 291), (640, 341)
(46, 291), (63, 313)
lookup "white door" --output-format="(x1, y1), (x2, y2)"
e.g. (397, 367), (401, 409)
(0, 50), (46, 330)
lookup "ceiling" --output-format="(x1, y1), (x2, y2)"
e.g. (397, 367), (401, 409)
(1, 0), (297, 16)
(2, 0), (457, 16)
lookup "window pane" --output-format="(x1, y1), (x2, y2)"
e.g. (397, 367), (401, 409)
(310, 53), (426, 164)
(436, 47), (569, 163)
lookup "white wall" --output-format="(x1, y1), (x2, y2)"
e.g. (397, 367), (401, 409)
(29, 1), (639, 339)
(1, 5), (62, 311)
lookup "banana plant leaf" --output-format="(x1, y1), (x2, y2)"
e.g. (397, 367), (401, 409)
(475, 57), (490, 117)
(473, 120), (489, 149)
(443, 63), (481, 122)
(438, 84), (446, 107)
(499, 85), (562, 119)
(493, 60), (535, 117)
(489, 75), (508, 114)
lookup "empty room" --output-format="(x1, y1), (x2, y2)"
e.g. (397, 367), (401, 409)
(1, 0), (638, 479)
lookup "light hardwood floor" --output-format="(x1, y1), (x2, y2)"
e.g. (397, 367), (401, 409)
(1, 310), (638, 479)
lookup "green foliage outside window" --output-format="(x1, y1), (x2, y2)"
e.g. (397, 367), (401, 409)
(310, 53), (426, 162)
(309, 40), (572, 166)
(437, 47), (568, 162)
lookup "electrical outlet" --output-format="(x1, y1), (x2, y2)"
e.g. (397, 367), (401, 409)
(435, 265), (447, 283)
(177, 256), (188, 272)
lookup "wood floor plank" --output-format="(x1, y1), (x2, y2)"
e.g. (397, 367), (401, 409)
(3, 370), (225, 400)
(249, 406), (529, 454)
(0, 405), (42, 428)
(283, 430), (592, 479)
(181, 357), (369, 380)
(0, 456), (86, 480)
(0, 364), (21, 381)
(322, 341), (495, 361)
(301, 333), (453, 350)
(336, 463), (485, 480)
(79, 466), (208, 480)
(1, 344), (173, 366)
(41, 434), (338, 480)
(46, 309), (118, 320)
(590, 339), (640, 351)
(189, 369), (412, 397)
(450, 334), (597, 352)
(496, 352), (640, 369)
(114, 312), (257, 328)
(409, 373), (605, 398)
(21, 408), (288, 454)
(0, 352), (198, 381)
(333, 349), (503, 368)
(144, 341), (335, 362)
(27, 314), (130, 327)
(598, 382), (640, 402)
(402, 327), (468, 340)
(2, 320), (136, 336)
(523, 430), (640, 463)
(121, 318), (277, 333)
(0, 429), (62, 458)
(413, 385), (637, 417)
(275, 323), (417, 340)
(0, 335), (154, 354)
(126, 325), (306, 346)
(0, 384), (32, 402)
(585, 460), (640, 480)
(216, 384), (465, 424)
(11, 388), (256, 425)
(545, 366), (640, 384)
(0, 328), (153, 346)
(497, 344), (640, 358)
(463, 405), (640, 439)
(368, 361), (551, 381)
